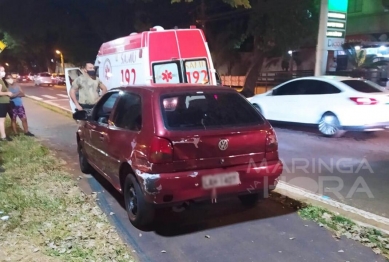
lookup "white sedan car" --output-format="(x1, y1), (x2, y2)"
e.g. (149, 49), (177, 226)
(247, 76), (389, 137)
(34, 72), (54, 86)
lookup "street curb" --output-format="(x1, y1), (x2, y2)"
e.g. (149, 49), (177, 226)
(26, 95), (73, 118)
(275, 181), (389, 235)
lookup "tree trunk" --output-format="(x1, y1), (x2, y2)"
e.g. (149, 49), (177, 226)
(240, 48), (264, 97)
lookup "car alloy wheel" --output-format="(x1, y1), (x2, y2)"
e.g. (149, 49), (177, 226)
(318, 113), (345, 137)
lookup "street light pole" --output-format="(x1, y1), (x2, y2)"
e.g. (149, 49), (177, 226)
(315, 0), (329, 76)
(55, 50), (64, 74)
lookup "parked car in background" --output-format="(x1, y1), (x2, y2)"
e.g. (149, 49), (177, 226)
(72, 84), (283, 228)
(19, 74), (30, 83)
(247, 76), (389, 137)
(28, 73), (35, 81)
(11, 72), (20, 79)
(53, 74), (65, 85)
(34, 72), (54, 86)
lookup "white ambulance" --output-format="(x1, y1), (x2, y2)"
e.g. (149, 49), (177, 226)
(65, 25), (221, 112)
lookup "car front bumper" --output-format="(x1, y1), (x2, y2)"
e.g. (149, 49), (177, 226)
(136, 160), (283, 205)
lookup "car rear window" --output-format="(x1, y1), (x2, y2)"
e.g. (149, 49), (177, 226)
(40, 73), (51, 77)
(160, 91), (264, 130)
(342, 80), (385, 93)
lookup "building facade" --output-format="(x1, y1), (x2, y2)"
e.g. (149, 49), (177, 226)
(346, 0), (389, 42)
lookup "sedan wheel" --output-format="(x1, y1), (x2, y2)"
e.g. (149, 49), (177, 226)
(318, 113), (345, 137)
(124, 175), (155, 228)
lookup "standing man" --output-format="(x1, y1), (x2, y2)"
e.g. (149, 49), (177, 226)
(70, 63), (107, 111)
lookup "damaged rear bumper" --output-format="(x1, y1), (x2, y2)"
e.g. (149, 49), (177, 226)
(136, 160), (283, 205)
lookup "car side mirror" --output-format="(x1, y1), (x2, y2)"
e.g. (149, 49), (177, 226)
(73, 110), (88, 121)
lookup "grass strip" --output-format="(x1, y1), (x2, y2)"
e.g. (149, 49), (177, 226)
(299, 205), (389, 259)
(0, 122), (134, 261)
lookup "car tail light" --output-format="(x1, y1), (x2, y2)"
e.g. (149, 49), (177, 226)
(265, 128), (278, 153)
(149, 137), (173, 163)
(349, 97), (378, 105)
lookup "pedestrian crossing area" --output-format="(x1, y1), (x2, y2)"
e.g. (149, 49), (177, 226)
(28, 93), (69, 101)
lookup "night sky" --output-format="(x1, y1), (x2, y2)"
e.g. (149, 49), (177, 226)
(0, 0), (241, 73)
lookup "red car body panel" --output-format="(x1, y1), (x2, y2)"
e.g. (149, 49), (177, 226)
(76, 84), (283, 205)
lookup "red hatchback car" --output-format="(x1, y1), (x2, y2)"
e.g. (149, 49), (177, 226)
(73, 84), (283, 227)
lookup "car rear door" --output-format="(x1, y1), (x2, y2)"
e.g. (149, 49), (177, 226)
(298, 80), (343, 123)
(103, 91), (143, 183)
(158, 90), (269, 170)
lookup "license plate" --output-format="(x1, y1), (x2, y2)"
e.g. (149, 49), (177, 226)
(202, 172), (240, 189)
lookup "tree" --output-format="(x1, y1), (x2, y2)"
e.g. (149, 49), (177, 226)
(171, 0), (251, 8)
(168, 0), (319, 96)
(239, 0), (319, 96)
(344, 46), (389, 70)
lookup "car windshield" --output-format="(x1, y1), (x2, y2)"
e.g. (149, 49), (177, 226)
(160, 91), (264, 130)
(342, 80), (386, 93)
(40, 73), (51, 77)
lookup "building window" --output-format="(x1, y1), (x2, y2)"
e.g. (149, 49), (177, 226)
(348, 0), (363, 13)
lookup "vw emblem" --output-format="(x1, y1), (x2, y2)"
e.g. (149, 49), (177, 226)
(218, 139), (228, 151)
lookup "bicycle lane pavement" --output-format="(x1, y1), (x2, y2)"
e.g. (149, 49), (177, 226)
(22, 98), (387, 262)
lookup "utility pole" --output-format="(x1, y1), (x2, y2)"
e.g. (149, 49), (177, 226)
(315, 0), (329, 76)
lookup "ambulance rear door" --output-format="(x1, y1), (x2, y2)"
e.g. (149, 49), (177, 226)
(176, 29), (216, 85)
(65, 67), (83, 112)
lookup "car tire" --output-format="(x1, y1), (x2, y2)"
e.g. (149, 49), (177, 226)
(238, 193), (263, 206)
(124, 174), (155, 228)
(78, 144), (93, 174)
(318, 113), (346, 138)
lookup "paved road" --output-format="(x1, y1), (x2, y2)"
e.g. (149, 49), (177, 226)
(274, 123), (389, 218)
(20, 97), (387, 262)
(21, 82), (389, 218)
(22, 83), (71, 110)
